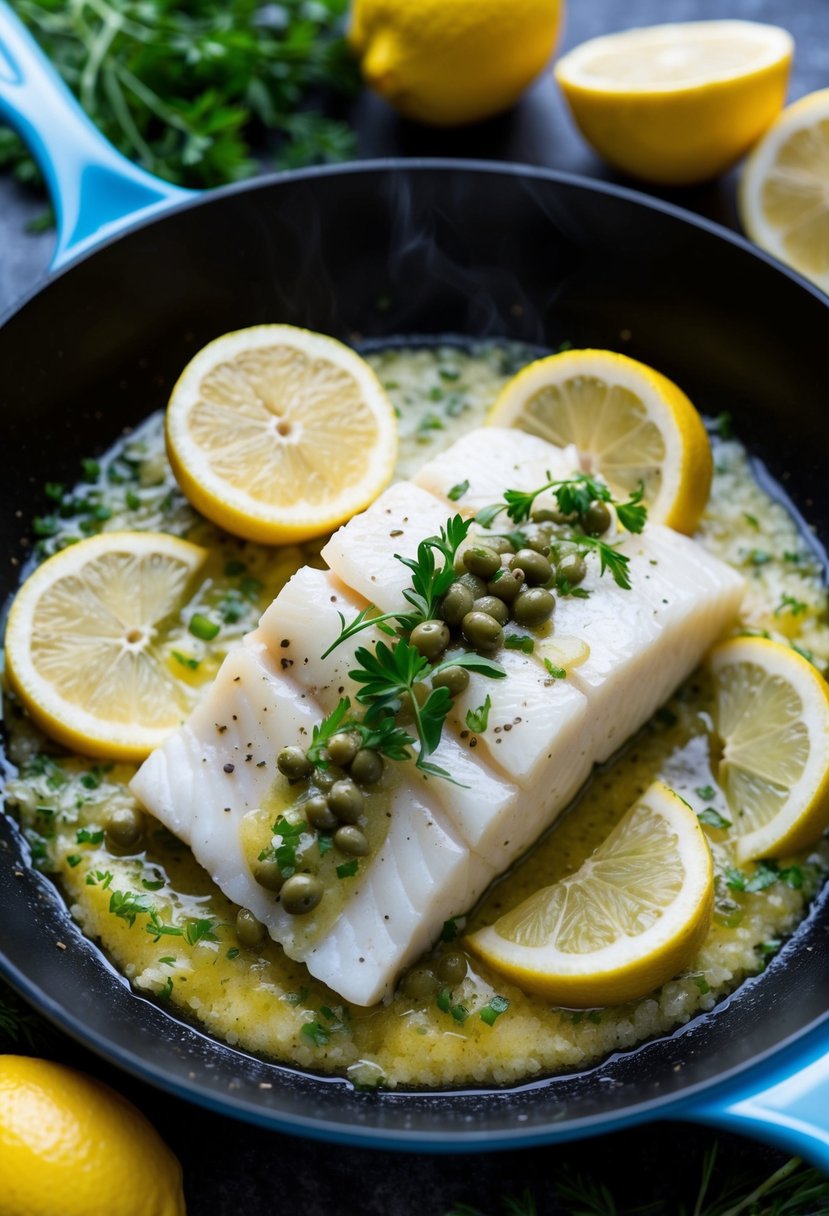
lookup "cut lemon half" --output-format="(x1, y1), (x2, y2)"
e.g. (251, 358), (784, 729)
(739, 89), (829, 294)
(4, 532), (208, 761)
(165, 325), (398, 544)
(466, 782), (713, 1007)
(487, 349), (712, 533)
(555, 21), (792, 185)
(709, 637), (829, 862)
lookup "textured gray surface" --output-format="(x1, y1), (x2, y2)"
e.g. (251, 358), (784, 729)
(1, 1), (828, 1212)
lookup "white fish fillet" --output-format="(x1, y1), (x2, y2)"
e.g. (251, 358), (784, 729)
(255, 566), (523, 866)
(413, 426), (581, 517)
(132, 424), (744, 1007)
(131, 636), (493, 1004)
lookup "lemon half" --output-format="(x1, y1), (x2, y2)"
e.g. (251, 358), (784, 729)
(165, 325), (398, 544)
(0, 1056), (185, 1216)
(710, 637), (829, 862)
(466, 782), (714, 1007)
(4, 531), (207, 760)
(487, 348), (712, 534)
(555, 20), (792, 185)
(739, 88), (829, 294)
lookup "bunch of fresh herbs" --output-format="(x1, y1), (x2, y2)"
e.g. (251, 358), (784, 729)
(0, 0), (360, 204)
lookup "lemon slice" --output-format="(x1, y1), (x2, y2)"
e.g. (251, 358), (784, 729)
(165, 325), (398, 544)
(487, 349), (712, 533)
(466, 781), (713, 1007)
(709, 637), (829, 862)
(739, 89), (829, 294)
(555, 21), (793, 185)
(4, 532), (208, 761)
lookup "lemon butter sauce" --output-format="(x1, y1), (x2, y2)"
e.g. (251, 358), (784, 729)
(3, 341), (828, 1089)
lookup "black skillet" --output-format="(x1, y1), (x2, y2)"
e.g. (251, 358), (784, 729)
(2, 0), (829, 1164)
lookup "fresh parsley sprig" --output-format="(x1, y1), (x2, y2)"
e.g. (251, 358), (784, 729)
(476, 473), (647, 591)
(321, 514), (474, 658)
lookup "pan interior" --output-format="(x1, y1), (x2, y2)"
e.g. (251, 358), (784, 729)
(1, 163), (828, 1140)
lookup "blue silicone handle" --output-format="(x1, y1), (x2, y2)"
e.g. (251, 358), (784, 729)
(0, 0), (195, 269)
(679, 1018), (829, 1172)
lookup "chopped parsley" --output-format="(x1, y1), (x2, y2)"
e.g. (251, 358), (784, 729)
(336, 858), (359, 879)
(697, 808), (731, 829)
(505, 634), (534, 654)
(447, 479), (470, 502)
(543, 659), (566, 680)
(75, 828), (104, 845)
(436, 986), (469, 1024)
(465, 695), (492, 734)
(479, 995), (509, 1026)
(188, 613), (220, 641)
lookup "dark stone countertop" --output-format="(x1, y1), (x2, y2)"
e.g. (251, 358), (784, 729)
(1, 1), (827, 1212)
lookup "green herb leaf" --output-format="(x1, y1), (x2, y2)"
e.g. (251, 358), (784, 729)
(171, 650), (200, 671)
(448, 480), (470, 502)
(336, 858), (359, 879)
(184, 918), (219, 946)
(505, 634), (534, 654)
(188, 613), (220, 641)
(302, 1020), (331, 1048)
(480, 995), (509, 1026)
(465, 695), (492, 734)
(76, 828), (104, 845)
(695, 785), (716, 801)
(697, 807), (732, 829)
(543, 659), (567, 680)
(109, 889), (152, 928)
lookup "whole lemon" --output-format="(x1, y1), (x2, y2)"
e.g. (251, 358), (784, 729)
(0, 1056), (186, 1216)
(349, 0), (563, 126)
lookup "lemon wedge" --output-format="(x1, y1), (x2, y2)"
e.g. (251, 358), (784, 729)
(466, 781), (714, 1007)
(487, 349), (712, 534)
(165, 325), (398, 544)
(4, 532), (207, 761)
(555, 20), (793, 185)
(710, 637), (829, 862)
(739, 88), (829, 294)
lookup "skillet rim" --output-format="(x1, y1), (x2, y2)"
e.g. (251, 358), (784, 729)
(2, 157), (829, 1148)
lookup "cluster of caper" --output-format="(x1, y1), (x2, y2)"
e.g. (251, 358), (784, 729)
(251, 732), (385, 916)
(407, 505), (608, 665)
(401, 949), (468, 1000)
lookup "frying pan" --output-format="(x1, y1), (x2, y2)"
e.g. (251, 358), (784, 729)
(2, 1), (829, 1166)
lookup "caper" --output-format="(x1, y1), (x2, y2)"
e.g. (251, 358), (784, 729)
(485, 535), (516, 555)
(455, 572), (488, 599)
(235, 908), (266, 948)
(253, 858), (285, 892)
(512, 586), (556, 627)
(305, 794), (339, 832)
(410, 619), (451, 661)
(105, 806), (143, 852)
(472, 595), (509, 626)
(401, 967), (440, 1000)
(510, 548), (553, 586)
(432, 665), (470, 697)
(280, 874), (324, 915)
(313, 763), (346, 792)
(461, 610), (504, 651)
(276, 745), (312, 781)
(440, 581), (475, 626)
(530, 506), (559, 523)
(581, 500), (612, 536)
(521, 524), (553, 555)
(351, 748), (384, 786)
(436, 951), (467, 985)
(463, 545), (502, 579)
(487, 567), (524, 603)
(325, 731), (361, 768)
(327, 779), (364, 824)
(334, 825), (369, 856)
(557, 552), (587, 587)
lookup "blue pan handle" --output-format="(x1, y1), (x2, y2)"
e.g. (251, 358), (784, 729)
(679, 1018), (829, 1172)
(0, 0), (195, 270)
